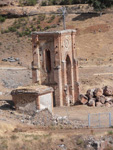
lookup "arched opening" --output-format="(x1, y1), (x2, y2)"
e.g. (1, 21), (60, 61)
(66, 55), (72, 103)
(45, 50), (51, 73)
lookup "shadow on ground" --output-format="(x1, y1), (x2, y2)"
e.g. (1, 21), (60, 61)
(0, 100), (15, 110)
(72, 13), (101, 21)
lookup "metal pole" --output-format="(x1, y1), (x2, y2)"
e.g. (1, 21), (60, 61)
(109, 112), (111, 127)
(63, 11), (66, 30)
(88, 114), (90, 127)
(60, 7), (66, 30)
(99, 113), (100, 127)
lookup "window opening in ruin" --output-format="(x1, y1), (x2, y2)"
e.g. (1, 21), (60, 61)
(45, 50), (51, 73)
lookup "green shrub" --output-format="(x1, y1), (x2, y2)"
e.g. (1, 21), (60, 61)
(76, 138), (84, 145)
(48, 15), (55, 23)
(19, 0), (37, 6)
(38, 14), (46, 21)
(0, 16), (6, 23)
(8, 26), (17, 32)
(10, 135), (18, 140)
(37, 20), (40, 24)
(44, 25), (51, 30)
(1, 29), (9, 34)
(24, 28), (31, 36)
(37, 25), (42, 30)
(32, 27), (36, 31)
(33, 17), (36, 21)
(41, 1), (47, 6)
(16, 31), (23, 37)
(108, 130), (113, 135)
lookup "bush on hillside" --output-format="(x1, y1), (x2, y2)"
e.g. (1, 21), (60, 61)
(87, 0), (113, 11)
(0, 16), (6, 23)
(41, 0), (85, 6)
(19, 0), (37, 6)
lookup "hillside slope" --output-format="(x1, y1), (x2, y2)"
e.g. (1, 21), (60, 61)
(1, 5), (113, 95)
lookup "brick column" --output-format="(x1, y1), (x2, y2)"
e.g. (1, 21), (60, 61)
(61, 60), (67, 105)
(71, 31), (79, 102)
(54, 34), (63, 106)
(71, 65), (75, 104)
(54, 67), (63, 106)
(32, 34), (41, 84)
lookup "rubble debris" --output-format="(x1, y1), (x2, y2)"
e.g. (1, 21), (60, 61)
(86, 89), (95, 100)
(2, 57), (20, 63)
(78, 94), (88, 105)
(96, 95), (106, 104)
(78, 86), (113, 107)
(94, 88), (103, 97)
(88, 98), (95, 107)
(103, 86), (113, 96)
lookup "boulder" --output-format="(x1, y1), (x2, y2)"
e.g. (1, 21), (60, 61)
(103, 86), (113, 96)
(105, 102), (111, 107)
(107, 101), (113, 105)
(105, 96), (113, 102)
(96, 102), (103, 107)
(78, 94), (88, 105)
(88, 98), (96, 107)
(96, 95), (106, 104)
(86, 89), (95, 100)
(94, 88), (103, 97)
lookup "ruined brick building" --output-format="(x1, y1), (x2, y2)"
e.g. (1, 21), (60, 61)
(32, 30), (79, 107)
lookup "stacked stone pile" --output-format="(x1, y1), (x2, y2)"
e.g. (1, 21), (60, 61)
(79, 86), (113, 107)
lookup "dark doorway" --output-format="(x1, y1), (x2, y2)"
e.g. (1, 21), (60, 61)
(66, 55), (72, 102)
(45, 50), (51, 73)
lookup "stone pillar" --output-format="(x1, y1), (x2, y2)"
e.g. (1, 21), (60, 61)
(71, 65), (75, 104)
(71, 31), (79, 102)
(32, 34), (41, 84)
(62, 60), (67, 106)
(53, 34), (63, 106)
(54, 67), (63, 106)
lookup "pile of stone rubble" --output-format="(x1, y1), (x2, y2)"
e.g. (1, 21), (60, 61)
(2, 57), (20, 62)
(79, 86), (113, 107)
(20, 109), (85, 128)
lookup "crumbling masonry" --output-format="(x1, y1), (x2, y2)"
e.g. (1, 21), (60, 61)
(32, 30), (79, 106)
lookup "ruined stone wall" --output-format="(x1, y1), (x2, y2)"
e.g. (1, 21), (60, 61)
(32, 30), (79, 107)
(12, 94), (37, 113)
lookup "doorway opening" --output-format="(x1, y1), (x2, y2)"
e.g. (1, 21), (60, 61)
(66, 55), (72, 103)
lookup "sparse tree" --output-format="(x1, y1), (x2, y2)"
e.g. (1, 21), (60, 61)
(87, 0), (113, 14)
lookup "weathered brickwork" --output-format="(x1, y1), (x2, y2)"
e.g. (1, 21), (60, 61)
(32, 30), (79, 106)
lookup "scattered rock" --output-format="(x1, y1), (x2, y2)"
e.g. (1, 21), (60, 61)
(94, 88), (103, 97)
(103, 86), (113, 96)
(86, 89), (95, 100)
(105, 102), (111, 107)
(2, 57), (20, 63)
(96, 95), (106, 104)
(105, 96), (113, 102)
(96, 102), (103, 107)
(78, 94), (88, 105)
(88, 98), (95, 107)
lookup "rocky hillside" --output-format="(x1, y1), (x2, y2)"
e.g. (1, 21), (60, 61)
(1, 4), (113, 96)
